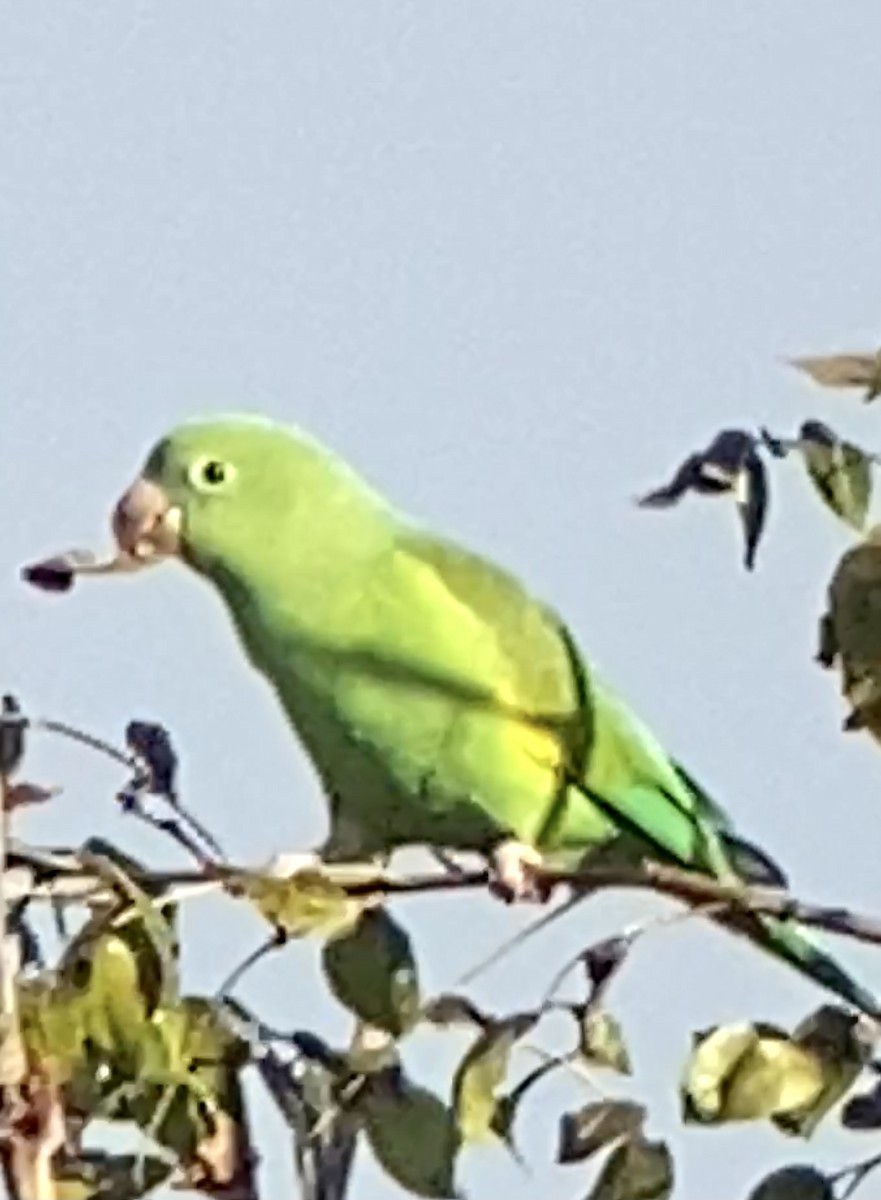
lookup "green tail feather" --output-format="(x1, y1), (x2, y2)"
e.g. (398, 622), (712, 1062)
(725, 910), (880, 1020)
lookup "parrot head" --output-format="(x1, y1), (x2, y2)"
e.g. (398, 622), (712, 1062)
(112, 414), (391, 586)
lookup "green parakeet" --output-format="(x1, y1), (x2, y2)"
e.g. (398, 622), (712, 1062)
(110, 415), (878, 1017)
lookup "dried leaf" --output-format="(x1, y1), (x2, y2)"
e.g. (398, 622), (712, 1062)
(788, 351), (881, 401)
(238, 868), (365, 940)
(322, 907), (421, 1038)
(359, 1069), (460, 1198)
(746, 1164), (834, 1200)
(452, 1012), (538, 1144)
(4, 781), (60, 810)
(586, 1134), (673, 1200)
(575, 1007), (632, 1075)
(557, 1099), (646, 1164)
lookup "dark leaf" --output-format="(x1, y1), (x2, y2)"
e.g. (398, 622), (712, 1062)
(125, 720), (178, 796)
(359, 1069), (460, 1199)
(746, 1164), (834, 1200)
(582, 935), (633, 1000)
(842, 1079), (881, 1130)
(586, 1134), (673, 1200)
(421, 993), (488, 1030)
(703, 429), (760, 478)
(21, 555), (77, 593)
(557, 1099), (646, 1165)
(636, 430), (767, 569)
(635, 454), (707, 507)
(0, 694), (27, 775)
(735, 450), (769, 570)
(322, 907), (421, 1038)
(800, 419), (838, 449)
(574, 1007), (632, 1075)
(291, 1030), (350, 1074)
(452, 1012), (538, 1144)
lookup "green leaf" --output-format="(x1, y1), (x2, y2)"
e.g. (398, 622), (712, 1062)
(820, 527), (881, 737)
(557, 1100), (646, 1165)
(746, 1164), (834, 1200)
(586, 1134), (673, 1200)
(797, 422), (873, 530)
(772, 1004), (873, 1137)
(60, 928), (154, 1070)
(237, 867), (366, 939)
(681, 1023), (760, 1122)
(724, 1041), (825, 1125)
(359, 1069), (460, 1199)
(452, 1012), (538, 1144)
(575, 1007), (632, 1075)
(681, 1022), (826, 1126)
(322, 906), (421, 1037)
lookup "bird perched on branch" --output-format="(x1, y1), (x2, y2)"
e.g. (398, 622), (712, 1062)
(107, 414), (879, 1017)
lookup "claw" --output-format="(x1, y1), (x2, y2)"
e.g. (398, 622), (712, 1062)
(490, 840), (550, 903)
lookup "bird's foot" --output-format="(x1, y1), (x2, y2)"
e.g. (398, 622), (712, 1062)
(489, 840), (551, 903)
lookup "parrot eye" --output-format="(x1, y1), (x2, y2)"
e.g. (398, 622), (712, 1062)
(189, 456), (236, 492)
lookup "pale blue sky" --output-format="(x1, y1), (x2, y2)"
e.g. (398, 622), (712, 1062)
(2, 3), (881, 1197)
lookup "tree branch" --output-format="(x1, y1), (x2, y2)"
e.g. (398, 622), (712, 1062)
(13, 845), (881, 952)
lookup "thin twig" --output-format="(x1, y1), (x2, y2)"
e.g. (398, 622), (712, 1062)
(35, 718), (225, 862)
(34, 719), (132, 768)
(831, 1148), (881, 1199)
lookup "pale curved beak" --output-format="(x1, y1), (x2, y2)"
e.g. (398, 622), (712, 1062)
(112, 478), (182, 561)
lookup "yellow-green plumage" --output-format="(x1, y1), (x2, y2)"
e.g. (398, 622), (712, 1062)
(115, 415), (879, 1016)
